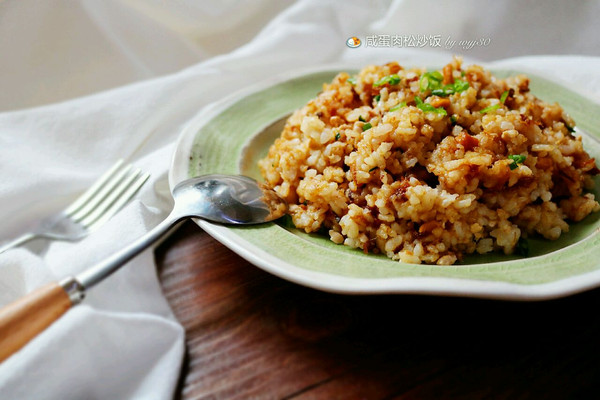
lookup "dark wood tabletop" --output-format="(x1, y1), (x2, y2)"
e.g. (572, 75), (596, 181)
(155, 221), (600, 400)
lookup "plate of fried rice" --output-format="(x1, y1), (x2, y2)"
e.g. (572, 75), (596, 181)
(170, 57), (600, 300)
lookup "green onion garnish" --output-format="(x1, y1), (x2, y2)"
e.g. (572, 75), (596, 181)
(508, 154), (526, 163)
(358, 115), (366, 122)
(508, 154), (526, 170)
(516, 237), (529, 256)
(414, 96), (447, 116)
(480, 104), (501, 114)
(335, 132), (340, 140)
(421, 71), (469, 96)
(362, 122), (372, 131)
(374, 94), (381, 102)
(389, 102), (406, 112)
(429, 71), (443, 81)
(419, 71), (443, 92)
(374, 74), (401, 87)
(453, 79), (470, 93)
(450, 115), (457, 123)
(347, 77), (357, 85)
(481, 90), (509, 114)
(431, 86), (455, 97)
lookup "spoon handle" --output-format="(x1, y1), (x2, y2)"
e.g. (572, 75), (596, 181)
(0, 212), (182, 363)
(0, 282), (72, 362)
(76, 212), (182, 290)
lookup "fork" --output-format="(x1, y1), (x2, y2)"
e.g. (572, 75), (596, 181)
(0, 160), (150, 254)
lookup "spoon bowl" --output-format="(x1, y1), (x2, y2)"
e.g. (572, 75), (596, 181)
(77, 174), (287, 289)
(173, 175), (286, 225)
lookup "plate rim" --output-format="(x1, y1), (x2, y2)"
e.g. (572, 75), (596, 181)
(169, 63), (600, 301)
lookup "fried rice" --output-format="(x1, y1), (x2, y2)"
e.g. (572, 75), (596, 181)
(258, 57), (600, 265)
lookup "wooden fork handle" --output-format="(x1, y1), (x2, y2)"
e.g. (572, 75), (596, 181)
(0, 282), (73, 363)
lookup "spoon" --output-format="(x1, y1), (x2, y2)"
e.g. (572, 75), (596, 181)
(0, 174), (287, 362)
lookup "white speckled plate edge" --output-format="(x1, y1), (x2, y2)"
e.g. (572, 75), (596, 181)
(169, 63), (600, 301)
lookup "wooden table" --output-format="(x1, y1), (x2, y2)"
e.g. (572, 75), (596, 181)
(155, 221), (600, 399)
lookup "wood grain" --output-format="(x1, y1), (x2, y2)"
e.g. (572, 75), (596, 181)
(155, 221), (600, 399)
(0, 282), (71, 362)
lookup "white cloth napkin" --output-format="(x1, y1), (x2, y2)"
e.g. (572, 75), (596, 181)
(0, 0), (599, 399)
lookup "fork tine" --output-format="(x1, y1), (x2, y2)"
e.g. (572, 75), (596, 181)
(69, 163), (133, 220)
(78, 168), (143, 227)
(64, 160), (125, 215)
(86, 172), (150, 231)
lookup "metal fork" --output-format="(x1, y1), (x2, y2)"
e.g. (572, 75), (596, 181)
(0, 160), (150, 254)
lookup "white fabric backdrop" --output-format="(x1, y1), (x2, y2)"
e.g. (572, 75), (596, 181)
(2, 0), (599, 111)
(0, 0), (598, 399)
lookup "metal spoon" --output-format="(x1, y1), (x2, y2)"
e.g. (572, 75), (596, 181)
(0, 174), (287, 362)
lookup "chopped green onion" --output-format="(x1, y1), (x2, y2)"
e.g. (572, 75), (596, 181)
(431, 86), (455, 97)
(362, 122), (372, 131)
(420, 77), (430, 92)
(369, 166), (378, 172)
(508, 154), (526, 163)
(429, 71), (443, 81)
(389, 102), (406, 112)
(565, 124), (576, 133)
(431, 80), (469, 97)
(414, 96), (447, 116)
(450, 115), (458, 123)
(419, 71), (443, 92)
(421, 71), (469, 96)
(335, 132), (340, 140)
(481, 91), (509, 114)
(516, 237), (529, 256)
(461, 70), (466, 77)
(374, 94), (381, 102)
(373, 74), (401, 87)
(480, 104), (501, 114)
(508, 154), (526, 170)
(347, 77), (357, 85)
(358, 115), (366, 122)
(453, 79), (470, 93)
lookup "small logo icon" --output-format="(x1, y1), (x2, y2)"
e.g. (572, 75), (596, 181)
(346, 37), (361, 48)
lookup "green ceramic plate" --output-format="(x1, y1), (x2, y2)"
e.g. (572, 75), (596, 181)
(169, 65), (600, 300)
